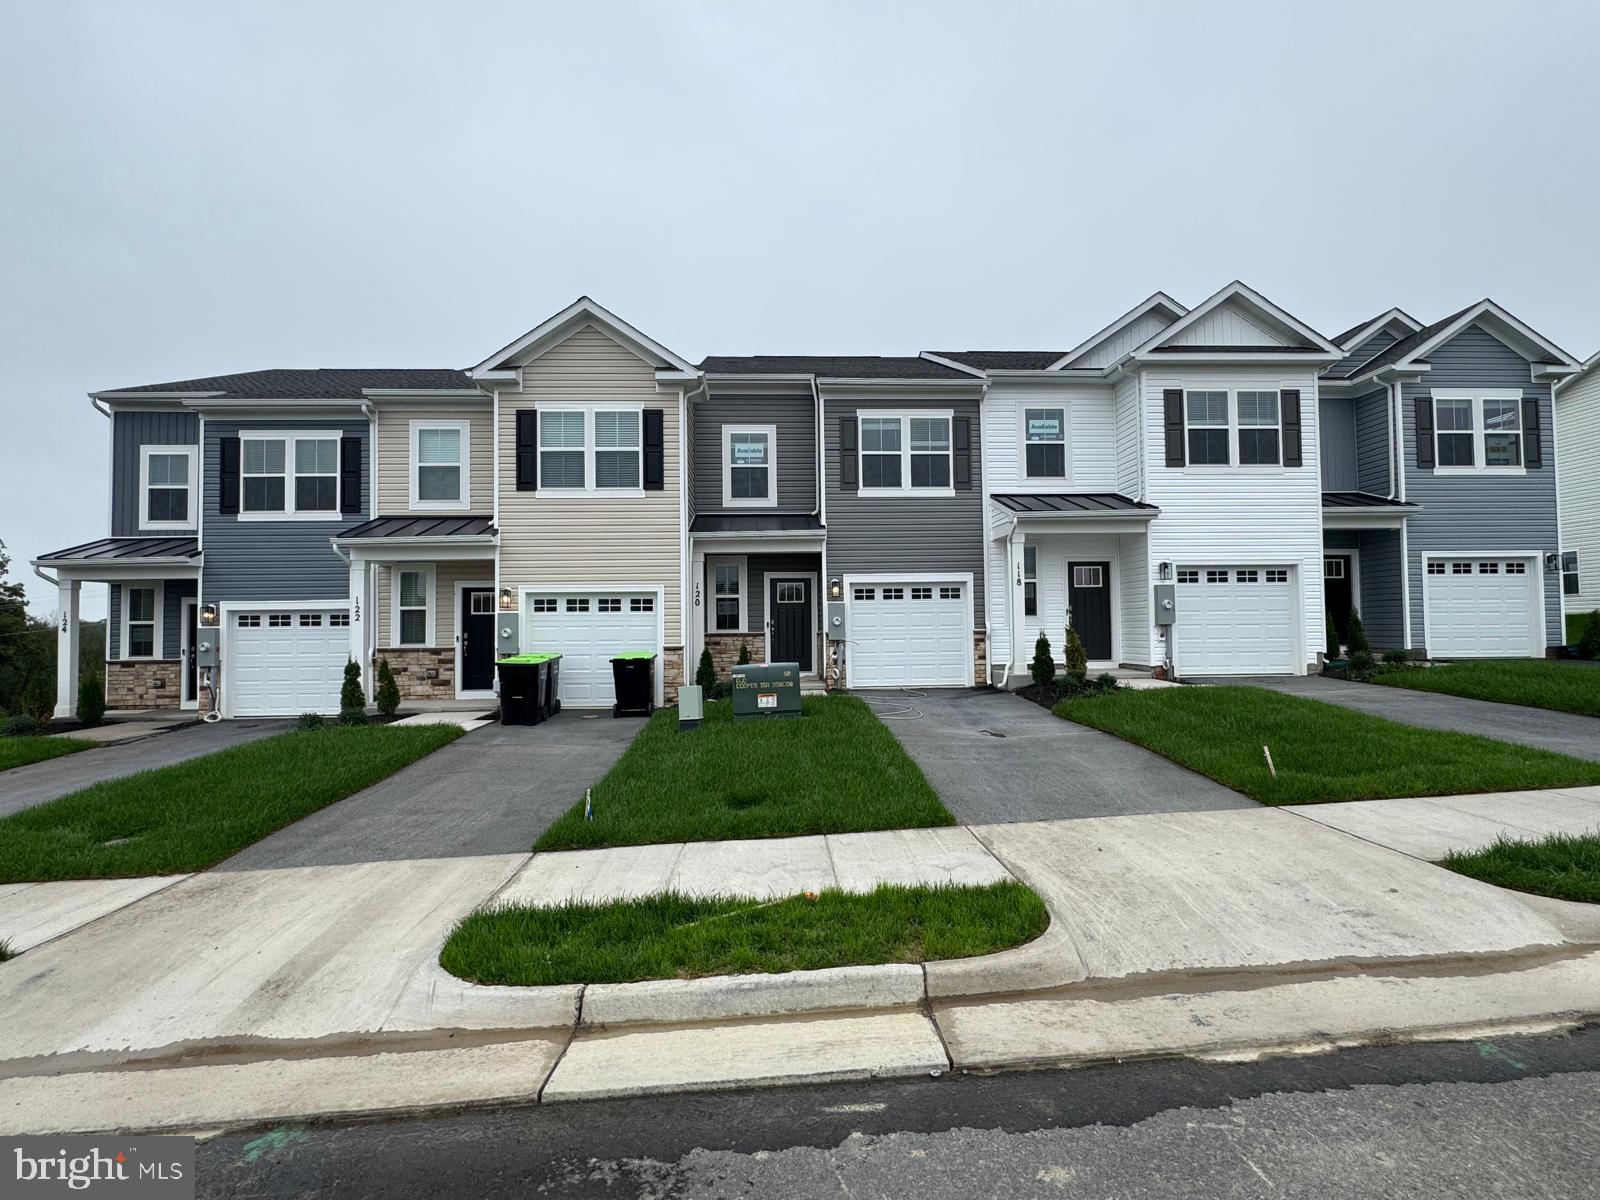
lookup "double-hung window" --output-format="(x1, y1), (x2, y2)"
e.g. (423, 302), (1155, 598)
(241, 433), (339, 516)
(860, 412), (953, 494)
(1023, 407), (1067, 478)
(1023, 544), (1037, 617)
(140, 445), (197, 529)
(394, 567), (433, 646)
(712, 560), (743, 631)
(723, 426), (775, 506)
(1185, 391), (1230, 465)
(411, 420), (468, 510)
(539, 411), (586, 489)
(1482, 397), (1522, 467)
(123, 585), (158, 659)
(1562, 551), (1581, 597)
(1236, 391), (1281, 465)
(1432, 390), (1524, 472)
(1434, 397), (1475, 467)
(594, 410), (641, 489)
(537, 406), (643, 493)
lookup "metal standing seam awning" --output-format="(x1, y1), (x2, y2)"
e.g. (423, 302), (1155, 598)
(1321, 491), (1420, 529)
(33, 536), (201, 578)
(990, 493), (1160, 535)
(329, 515), (499, 563)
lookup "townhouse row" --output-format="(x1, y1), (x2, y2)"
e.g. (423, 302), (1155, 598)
(35, 283), (1588, 719)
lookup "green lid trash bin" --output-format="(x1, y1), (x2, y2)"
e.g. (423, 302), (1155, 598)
(498, 653), (561, 725)
(610, 651), (656, 718)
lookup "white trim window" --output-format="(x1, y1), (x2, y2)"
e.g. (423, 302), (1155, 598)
(393, 566), (435, 647)
(1023, 544), (1038, 616)
(1022, 407), (1067, 479)
(410, 420), (469, 510)
(1185, 391), (1230, 465)
(1236, 390), (1282, 465)
(121, 583), (161, 659)
(139, 445), (198, 530)
(1563, 551), (1581, 597)
(723, 425), (776, 507)
(537, 404), (643, 495)
(860, 411), (953, 495)
(711, 558), (746, 632)
(1432, 390), (1524, 473)
(240, 432), (341, 517)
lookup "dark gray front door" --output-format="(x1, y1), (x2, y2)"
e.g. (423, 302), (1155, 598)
(1067, 561), (1112, 661)
(1325, 555), (1354, 644)
(769, 577), (813, 671)
(461, 588), (497, 691)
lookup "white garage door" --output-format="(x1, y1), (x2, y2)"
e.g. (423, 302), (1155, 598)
(228, 607), (351, 717)
(1175, 566), (1297, 676)
(525, 592), (661, 707)
(848, 581), (971, 688)
(1424, 558), (1541, 658)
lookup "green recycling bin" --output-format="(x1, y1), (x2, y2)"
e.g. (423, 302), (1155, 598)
(610, 651), (656, 718)
(498, 654), (560, 726)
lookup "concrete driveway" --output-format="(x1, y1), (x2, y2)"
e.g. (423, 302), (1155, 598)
(218, 710), (646, 870)
(1229, 675), (1600, 763)
(860, 688), (1249, 824)
(0, 720), (290, 817)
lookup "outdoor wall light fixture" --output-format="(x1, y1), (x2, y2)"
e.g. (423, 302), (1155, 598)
(828, 577), (843, 601)
(200, 601), (218, 625)
(1545, 552), (1560, 571)
(1158, 562), (1173, 581)
(499, 587), (517, 611)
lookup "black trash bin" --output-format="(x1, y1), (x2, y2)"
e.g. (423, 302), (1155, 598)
(610, 651), (656, 718)
(498, 654), (557, 726)
(543, 654), (562, 719)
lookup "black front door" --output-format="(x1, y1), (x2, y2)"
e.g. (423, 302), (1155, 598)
(461, 588), (497, 691)
(768, 577), (813, 671)
(1325, 554), (1354, 644)
(1067, 561), (1113, 661)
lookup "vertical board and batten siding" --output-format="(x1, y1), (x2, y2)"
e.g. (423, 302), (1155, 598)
(1556, 369), (1600, 608)
(374, 560), (495, 647)
(1353, 390), (1392, 495)
(692, 392), (818, 514)
(373, 399), (494, 514)
(1069, 312), (1176, 369)
(201, 419), (369, 603)
(980, 380), (1120, 494)
(1167, 301), (1294, 348)
(1141, 365), (1326, 670)
(823, 393), (986, 623)
(497, 325), (683, 639)
(110, 409), (201, 536)
(1318, 396), (1358, 492)
(1400, 325), (1561, 648)
(107, 579), (195, 659)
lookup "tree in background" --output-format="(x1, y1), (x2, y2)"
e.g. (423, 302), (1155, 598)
(0, 539), (50, 714)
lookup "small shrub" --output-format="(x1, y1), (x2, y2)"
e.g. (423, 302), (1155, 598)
(1382, 648), (1410, 665)
(737, 641), (752, 665)
(706, 681), (732, 701)
(1092, 673), (1120, 694)
(3, 714), (41, 738)
(375, 658), (401, 717)
(1326, 615), (1340, 659)
(1349, 650), (1378, 674)
(340, 660), (366, 713)
(22, 673), (54, 724)
(1063, 626), (1088, 680)
(338, 708), (369, 726)
(1346, 609), (1371, 656)
(695, 647), (716, 689)
(77, 673), (106, 728)
(297, 712), (327, 731)
(1580, 611), (1600, 661)
(1030, 633), (1056, 687)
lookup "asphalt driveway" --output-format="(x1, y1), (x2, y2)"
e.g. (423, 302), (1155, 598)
(0, 720), (290, 818)
(217, 710), (646, 870)
(860, 688), (1249, 824)
(1230, 675), (1600, 763)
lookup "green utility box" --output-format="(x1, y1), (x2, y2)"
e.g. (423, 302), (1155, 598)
(731, 662), (802, 720)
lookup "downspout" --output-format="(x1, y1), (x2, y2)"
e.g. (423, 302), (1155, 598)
(1389, 374), (1414, 649)
(810, 374), (836, 685)
(976, 375), (992, 684)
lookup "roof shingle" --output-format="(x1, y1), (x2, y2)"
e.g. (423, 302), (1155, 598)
(104, 368), (472, 398)
(698, 356), (972, 379)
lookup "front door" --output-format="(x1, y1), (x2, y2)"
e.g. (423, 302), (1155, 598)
(460, 587), (497, 692)
(1067, 561), (1113, 661)
(768, 577), (813, 672)
(1324, 555), (1354, 645)
(181, 599), (198, 705)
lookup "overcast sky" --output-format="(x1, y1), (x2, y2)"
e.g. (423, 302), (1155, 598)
(4, 0), (1598, 619)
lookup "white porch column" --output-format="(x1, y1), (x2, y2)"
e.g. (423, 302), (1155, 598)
(1008, 530), (1027, 673)
(689, 549), (707, 673)
(54, 577), (81, 719)
(349, 557), (370, 696)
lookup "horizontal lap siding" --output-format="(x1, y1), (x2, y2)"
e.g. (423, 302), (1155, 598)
(1357, 528), (1404, 649)
(1557, 372), (1600, 608)
(825, 394), (985, 623)
(374, 400), (494, 514)
(111, 410), (200, 536)
(1401, 326), (1561, 647)
(376, 561), (495, 647)
(1354, 389), (1392, 496)
(747, 552), (822, 630)
(1330, 330), (1396, 379)
(201, 419), (369, 604)
(106, 578), (193, 660)
(1318, 396), (1358, 491)
(981, 381), (1119, 493)
(497, 326), (683, 640)
(693, 393), (817, 513)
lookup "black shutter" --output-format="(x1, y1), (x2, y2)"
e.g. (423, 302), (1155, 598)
(1523, 397), (1543, 467)
(1415, 397), (1435, 469)
(1163, 389), (1185, 467)
(515, 410), (537, 491)
(953, 416), (971, 488)
(340, 436), (362, 515)
(1281, 389), (1303, 467)
(219, 436), (240, 515)
(643, 408), (665, 490)
(839, 416), (858, 491)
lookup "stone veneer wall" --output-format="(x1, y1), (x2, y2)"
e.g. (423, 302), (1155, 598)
(661, 645), (685, 705)
(105, 660), (182, 709)
(377, 647), (455, 700)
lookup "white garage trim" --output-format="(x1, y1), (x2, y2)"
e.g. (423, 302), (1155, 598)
(842, 571), (975, 689)
(1421, 551), (1545, 659)
(219, 599), (353, 719)
(1173, 563), (1304, 677)
(519, 583), (666, 708)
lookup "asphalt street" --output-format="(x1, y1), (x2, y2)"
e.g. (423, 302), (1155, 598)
(197, 1024), (1600, 1198)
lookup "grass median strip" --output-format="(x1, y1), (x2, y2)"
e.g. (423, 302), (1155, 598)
(0, 723), (463, 882)
(1056, 685), (1600, 806)
(0, 735), (97, 773)
(1445, 833), (1600, 905)
(439, 881), (1048, 987)
(1370, 659), (1600, 718)
(535, 695), (952, 852)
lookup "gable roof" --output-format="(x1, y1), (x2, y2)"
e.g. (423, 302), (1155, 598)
(928, 351), (1065, 371)
(1128, 281), (1342, 360)
(698, 355), (972, 380)
(471, 296), (697, 377)
(1050, 292), (1188, 370)
(1341, 300), (1580, 385)
(1556, 350), (1600, 396)
(95, 368), (471, 400)
(1331, 308), (1423, 350)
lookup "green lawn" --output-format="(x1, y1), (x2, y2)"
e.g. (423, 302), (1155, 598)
(1445, 833), (1600, 905)
(535, 695), (952, 852)
(0, 735), (97, 773)
(440, 881), (1048, 986)
(0, 724), (463, 882)
(1055, 685), (1600, 806)
(1371, 659), (1600, 718)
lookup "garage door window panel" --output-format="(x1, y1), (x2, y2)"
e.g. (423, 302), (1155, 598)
(1185, 392), (1230, 465)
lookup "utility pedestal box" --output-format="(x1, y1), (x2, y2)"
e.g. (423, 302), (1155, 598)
(732, 662), (802, 720)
